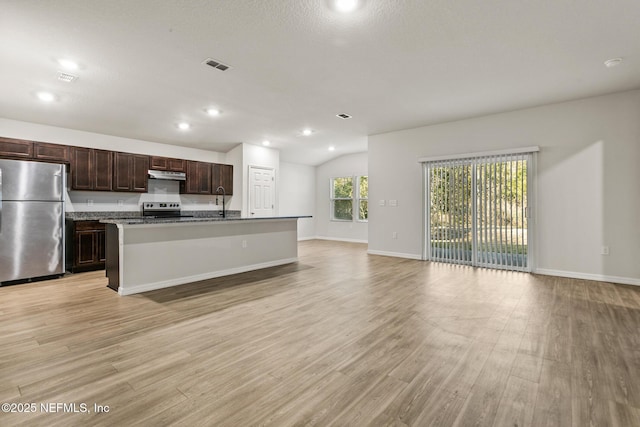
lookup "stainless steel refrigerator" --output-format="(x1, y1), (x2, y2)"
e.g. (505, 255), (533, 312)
(0, 158), (65, 284)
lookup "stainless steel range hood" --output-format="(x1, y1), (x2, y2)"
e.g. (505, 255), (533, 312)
(148, 170), (186, 181)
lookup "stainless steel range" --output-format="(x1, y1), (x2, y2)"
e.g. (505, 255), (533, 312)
(142, 202), (192, 218)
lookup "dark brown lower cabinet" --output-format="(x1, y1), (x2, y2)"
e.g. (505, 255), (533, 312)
(66, 220), (106, 273)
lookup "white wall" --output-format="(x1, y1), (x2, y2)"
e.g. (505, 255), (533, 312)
(0, 118), (226, 161)
(368, 90), (640, 284)
(241, 144), (280, 217)
(279, 162), (316, 240)
(315, 152), (368, 243)
(0, 118), (231, 212)
(225, 144), (244, 212)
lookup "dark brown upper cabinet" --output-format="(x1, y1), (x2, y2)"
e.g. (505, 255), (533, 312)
(1, 136), (238, 198)
(0, 137), (34, 159)
(182, 160), (212, 194)
(212, 164), (233, 196)
(34, 142), (69, 163)
(113, 152), (149, 192)
(70, 147), (113, 191)
(150, 156), (186, 172)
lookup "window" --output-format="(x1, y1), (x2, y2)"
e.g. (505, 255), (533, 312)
(331, 177), (353, 220)
(331, 176), (368, 222)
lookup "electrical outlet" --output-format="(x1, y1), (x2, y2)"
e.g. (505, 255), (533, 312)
(117, 200), (124, 206)
(87, 199), (94, 206)
(389, 199), (398, 207)
(379, 200), (386, 207)
(601, 246), (610, 255)
(392, 232), (398, 239)
(242, 240), (247, 249)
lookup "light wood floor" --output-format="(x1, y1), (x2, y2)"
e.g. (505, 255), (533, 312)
(1, 240), (640, 426)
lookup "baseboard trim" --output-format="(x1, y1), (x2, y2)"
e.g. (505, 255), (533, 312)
(297, 236), (316, 241)
(535, 268), (640, 287)
(119, 258), (299, 296)
(315, 236), (368, 244)
(367, 250), (423, 260)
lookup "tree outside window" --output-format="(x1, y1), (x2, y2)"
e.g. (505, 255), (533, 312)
(358, 176), (368, 221)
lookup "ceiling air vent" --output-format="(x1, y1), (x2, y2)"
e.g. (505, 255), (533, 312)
(203, 58), (232, 71)
(336, 113), (352, 119)
(57, 72), (78, 83)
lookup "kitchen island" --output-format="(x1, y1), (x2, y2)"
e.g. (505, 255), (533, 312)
(102, 216), (309, 295)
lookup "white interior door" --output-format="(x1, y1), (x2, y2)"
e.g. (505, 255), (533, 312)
(249, 166), (276, 217)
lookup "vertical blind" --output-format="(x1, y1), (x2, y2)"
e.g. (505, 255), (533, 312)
(425, 150), (534, 272)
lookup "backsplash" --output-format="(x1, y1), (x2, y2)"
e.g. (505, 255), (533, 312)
(66, 180), (229, 212)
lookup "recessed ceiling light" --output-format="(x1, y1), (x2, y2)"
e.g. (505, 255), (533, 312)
(328, 146), (336, 151)
(37, 91), (55, 102)
(206, 108), (221, 116)
(302, 129), (313, 136)
(58, 59), (78, 70)
(262, 140), (271, 146)
(335, 0), (358, 13)
(604, 58), (623, 68)
(177, 122), (191, 130)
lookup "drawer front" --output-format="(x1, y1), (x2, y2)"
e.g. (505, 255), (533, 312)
(74, 220), (106, 231)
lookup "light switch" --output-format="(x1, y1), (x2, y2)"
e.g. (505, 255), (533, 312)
(379, 200), (386, 207)
(389, 199), (398, 207)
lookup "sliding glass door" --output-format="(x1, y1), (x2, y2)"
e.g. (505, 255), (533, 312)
(425, 152), (533, 272)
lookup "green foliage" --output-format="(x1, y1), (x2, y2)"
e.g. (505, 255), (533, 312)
(334, 200), (353, 220)
(359, 200), (368, 220)
(429, 160), (528, 256)
(333, 177), (353, 198)
(359, 176), (368, 199)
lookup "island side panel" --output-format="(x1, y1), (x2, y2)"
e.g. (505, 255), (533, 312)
(118, 219), (298, 295)
(105, 223), (120, 291)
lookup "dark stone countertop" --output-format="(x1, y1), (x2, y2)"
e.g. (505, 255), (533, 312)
(100, 215), (311, 225)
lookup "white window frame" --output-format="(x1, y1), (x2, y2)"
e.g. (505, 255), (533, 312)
(330, 175), (368, 222)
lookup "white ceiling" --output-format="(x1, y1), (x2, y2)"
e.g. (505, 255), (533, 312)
(1, 0), (639, 165)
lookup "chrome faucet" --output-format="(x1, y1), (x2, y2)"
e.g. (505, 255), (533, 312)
(216, 186), (226, 218)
